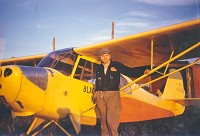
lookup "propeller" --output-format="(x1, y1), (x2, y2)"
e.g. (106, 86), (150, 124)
(69, 113), (81, 134)
(57, 108), (81, 134)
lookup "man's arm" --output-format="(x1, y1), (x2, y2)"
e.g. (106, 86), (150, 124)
(118, 62), (150, 78)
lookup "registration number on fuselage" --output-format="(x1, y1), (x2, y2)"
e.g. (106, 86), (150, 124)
(83, 86), (94, 93)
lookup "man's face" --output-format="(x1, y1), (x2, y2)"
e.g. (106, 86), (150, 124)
(100, 53), (111, 64)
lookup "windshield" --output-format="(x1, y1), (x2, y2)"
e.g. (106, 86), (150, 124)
(38, 48), (78, 76)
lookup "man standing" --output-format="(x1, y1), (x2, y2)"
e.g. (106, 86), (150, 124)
(94, 48), (149, 136)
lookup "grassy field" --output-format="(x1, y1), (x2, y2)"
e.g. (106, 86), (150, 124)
(1, 105), (200, 136)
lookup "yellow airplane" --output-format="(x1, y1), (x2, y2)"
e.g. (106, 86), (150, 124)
(0, 18), (200, 135)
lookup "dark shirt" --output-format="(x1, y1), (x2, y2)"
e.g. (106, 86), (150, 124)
(95, 60), (145, 91)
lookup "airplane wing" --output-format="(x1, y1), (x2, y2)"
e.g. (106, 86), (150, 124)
(0, 54), (46, 66)
(74, 18), (200, 67)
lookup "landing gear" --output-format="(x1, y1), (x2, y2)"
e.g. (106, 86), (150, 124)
(26, 118), (71, 136)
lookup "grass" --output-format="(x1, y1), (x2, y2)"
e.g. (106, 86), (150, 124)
(1, 105), (200, 136)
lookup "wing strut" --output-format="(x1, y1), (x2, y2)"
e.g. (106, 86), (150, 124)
(153, 38), (175, 75)
(121, 58), (199, 96)
(151, 38), (154, 70)
(120, 42), (200, 94)
(163, 38), (174, 75)
(163, 51), (174, 75)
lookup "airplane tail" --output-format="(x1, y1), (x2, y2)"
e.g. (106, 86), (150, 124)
(161, 69), (185, 115)
(161, 69), (185, 100)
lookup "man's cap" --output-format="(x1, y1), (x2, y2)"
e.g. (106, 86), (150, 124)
(100, 48), (110, 55)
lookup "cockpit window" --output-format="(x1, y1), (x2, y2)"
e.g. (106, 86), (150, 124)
(74, 58), (97, 84)
(38, 49), (77, 76)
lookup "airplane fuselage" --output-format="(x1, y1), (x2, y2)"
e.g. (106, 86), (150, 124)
(0, 65), (96, 120)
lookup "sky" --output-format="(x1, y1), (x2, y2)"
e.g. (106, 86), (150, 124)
(0, 0), (200, 59)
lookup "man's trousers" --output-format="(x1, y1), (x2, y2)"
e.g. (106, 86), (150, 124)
(96, 91), (121, 136)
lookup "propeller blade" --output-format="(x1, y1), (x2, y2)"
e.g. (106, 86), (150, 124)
(69, 113), (81, 134)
